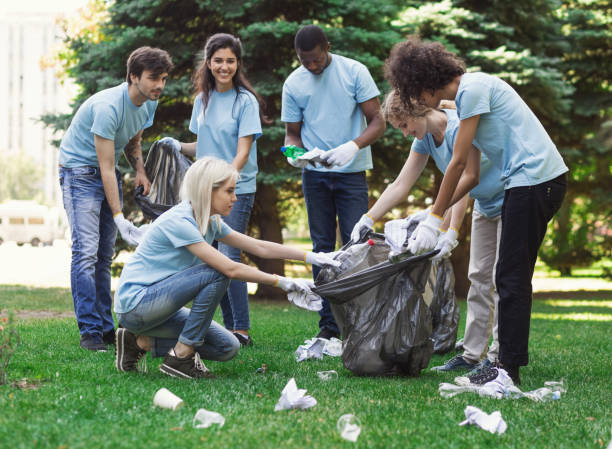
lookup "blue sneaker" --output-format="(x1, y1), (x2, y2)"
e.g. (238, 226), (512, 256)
(466, 358), (492, 377)
(431, 354), (478, 372)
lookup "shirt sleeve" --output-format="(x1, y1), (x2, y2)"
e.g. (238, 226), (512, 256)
(161, 216), (204, 248)
(215, 217), (232, 240)
(90, 102), (120, 140)
(410, 137), (431, 155)
(281, 82), (302, 123)
(238, 93), (263, 141)
(189, 95), (202, 135)
(455, 78), (491, 120)
(354, 63), (380, 104)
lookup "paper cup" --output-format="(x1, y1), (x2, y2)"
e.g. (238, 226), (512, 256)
(153, 388), (184, 410)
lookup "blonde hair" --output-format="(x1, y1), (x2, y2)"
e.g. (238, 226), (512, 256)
(382, 89), (456, 124)
(180, 157), (238, 235)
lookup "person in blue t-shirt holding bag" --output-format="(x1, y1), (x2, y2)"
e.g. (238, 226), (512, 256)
(385, 36), (568, 384)
(59, 47), (174, 352)
(114, 157), (339, 379)
(352, 90), (505, 376)
(162, 34), (269, 347)
(281, 25), (386, 341)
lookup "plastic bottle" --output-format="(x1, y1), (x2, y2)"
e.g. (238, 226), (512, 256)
(280, 145), (307, 158)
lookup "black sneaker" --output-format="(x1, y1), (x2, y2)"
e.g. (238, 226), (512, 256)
(316, 328), (340, 340)
(80, 334), (107, 352)
(102, 329), (116, 345)
(233, 332), (253, 347)
(115, 328), (146, 372)
(160, 350), (215, 379)
(467, 367), (500, 385)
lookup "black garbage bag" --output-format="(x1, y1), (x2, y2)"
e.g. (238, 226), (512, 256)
(427, 258), (459, 354)
(134, 139), (192, 220)
(313, 232), (437, 377)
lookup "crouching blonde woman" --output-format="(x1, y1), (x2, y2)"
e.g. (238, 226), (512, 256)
(114, 157), (337, 379)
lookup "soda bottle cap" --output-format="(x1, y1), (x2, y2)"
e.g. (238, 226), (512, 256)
(367, 239), (374, 246)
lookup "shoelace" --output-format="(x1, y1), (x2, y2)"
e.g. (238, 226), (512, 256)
(468, 367), (499, 385)
(137, 353), (147, 374)
(193, 353), (209, 374)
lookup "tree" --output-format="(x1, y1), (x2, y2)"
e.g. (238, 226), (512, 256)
(42, 0), (406, 298)
(0, 153), (44, 203)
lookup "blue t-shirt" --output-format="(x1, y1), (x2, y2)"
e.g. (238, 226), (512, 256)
(114, 201), (232, 313)
(281, 54), (380, 173)
(189, 88), (262, 195)
(455, 72), (568, 189)
(412, 109), (504, 218)
(59, 83), (157, 168)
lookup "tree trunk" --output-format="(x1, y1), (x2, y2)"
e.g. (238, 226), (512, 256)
(450, 205), (472, 299)
(249, 183), (286, 300)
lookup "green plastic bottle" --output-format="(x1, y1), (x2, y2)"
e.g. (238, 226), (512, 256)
(280, 145), (307, 158)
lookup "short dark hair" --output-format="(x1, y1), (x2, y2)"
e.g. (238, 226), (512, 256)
(384, 36), (465, 112)
(294, 25), (328, 51)
(126, 46), (174, 84)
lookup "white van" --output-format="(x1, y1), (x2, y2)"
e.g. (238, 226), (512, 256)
(0, 201), (66, 246)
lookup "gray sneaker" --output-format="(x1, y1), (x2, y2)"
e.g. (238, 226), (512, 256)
(160, 350), (215, 379)
(431, 354), (478, 372)
(467, 358), (493, 377)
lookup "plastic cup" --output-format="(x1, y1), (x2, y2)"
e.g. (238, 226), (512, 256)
(337, 414), (361, 442)
(153, 388), (184, 410)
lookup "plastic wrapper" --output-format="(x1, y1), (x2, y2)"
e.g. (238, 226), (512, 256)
(193, 409), (225, 428)
(337, 414), (361, 442)
(295, 337), (342, 362)
(134, 139), (193, 220)
(313, 232), (437, 377)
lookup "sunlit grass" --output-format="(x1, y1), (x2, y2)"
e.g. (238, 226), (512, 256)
(542, 300), (612, 308)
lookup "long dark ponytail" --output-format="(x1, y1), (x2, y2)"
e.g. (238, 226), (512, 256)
(192, 33), (271, 125)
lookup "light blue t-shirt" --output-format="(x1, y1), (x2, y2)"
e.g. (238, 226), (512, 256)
(455, 72), (568, 189)
(114, 201), (232, 314)
(412, 109), (505, 218)
(59, 83), (157, 168)
(281, 54), (380, 173)
(189, 88), (262, 195)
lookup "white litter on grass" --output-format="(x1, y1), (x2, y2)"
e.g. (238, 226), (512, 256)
(459, 406), (507, 435)
(274, 378), (317, 411)
(337, 414), (361, 442)
(439, 369), (567, 402)
(317, 370), (339, 381)
(295, 337), (343, 362)
(287, 289), (323, 312)
(192, 408), (225, 428)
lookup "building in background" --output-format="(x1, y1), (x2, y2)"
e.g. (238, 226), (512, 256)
(0, 5), (82, 206)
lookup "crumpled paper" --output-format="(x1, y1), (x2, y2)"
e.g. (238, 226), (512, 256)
(459, 406), (507, 435)
(440, 369), (567, 402)
(274, 378), (317, 411)
(287, 289), (323, 312)
(295, 337), (343, 362)
(193, 408), (225, 428)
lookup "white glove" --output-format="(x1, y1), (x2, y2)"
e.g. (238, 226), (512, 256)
(113, 213), (143, 246)
(320, 140), (359, 167)
(287, 156), (308, 168)
(305, 251), (342, 268)
(407, 207), (431, 225)
(158, 137), (182, 154)
(384, 218), (411, 254)
(406, 212), (443, 255)
(432, 227), (459, 260)
(351, 214), (374, 243)
(275, 276), (315, 293)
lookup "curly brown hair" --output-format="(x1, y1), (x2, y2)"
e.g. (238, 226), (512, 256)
(382, 89), (456, 125)
(384, 36), (465, 112)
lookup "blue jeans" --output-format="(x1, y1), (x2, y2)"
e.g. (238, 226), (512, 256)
(302, 170), (369, 334)
(116, 264), (240, 360)
(59, 166), (118, 339)
(215, 193), (255, 331)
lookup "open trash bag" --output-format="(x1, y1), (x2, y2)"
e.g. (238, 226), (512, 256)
(313, 232), (437, 377)
(134, 139), (193, 220)
(427, 257), (459, 354)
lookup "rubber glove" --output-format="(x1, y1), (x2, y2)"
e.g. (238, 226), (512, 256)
(320, 140), (359, 167)
(432, 227), (459, 260)
(113, 213), (143, 246)
(158, 137), (181, 154)
(275, 276), (315, 293)
(287, 157), (309, 168)
(350, 214), (374, 243)
(305, 251), (342, 268)
(406, 212), (443, 255)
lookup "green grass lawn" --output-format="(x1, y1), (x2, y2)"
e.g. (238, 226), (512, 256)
(1, 287), (611, 449)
